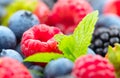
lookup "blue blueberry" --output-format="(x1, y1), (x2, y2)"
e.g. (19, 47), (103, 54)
(15, 43), (25, 58)
(44, 58), (74, 78)
(23, 62), (34, 68)
(87, 47), (96, 55)
(8, 10), (40, 43)
(87, 0), (108, 15)
(29, 65), (43, 78)
(96, 14), (120, 29)
(0, 0), (13, 6)
(0, 49), (23, 62)
(0, 26), (16, 49)
(0, 6), (6, 18)
(0, 6), (6, 24)
(56, 75), (75, 78)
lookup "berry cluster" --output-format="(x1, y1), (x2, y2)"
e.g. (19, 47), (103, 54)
(0, 0), (120, 78)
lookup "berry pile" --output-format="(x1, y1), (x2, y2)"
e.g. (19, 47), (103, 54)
(1, 0), (120, 78)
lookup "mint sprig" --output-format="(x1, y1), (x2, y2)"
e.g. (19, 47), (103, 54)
(24, 11), (98, 62)
(55, 11), (98, 61)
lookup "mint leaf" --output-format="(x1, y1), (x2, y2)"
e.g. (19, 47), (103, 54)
(24, 53), (64, 63)
(55, 11), (98, 61)
(73, 11), (98, 57)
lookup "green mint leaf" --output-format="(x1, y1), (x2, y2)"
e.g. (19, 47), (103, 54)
(55, 11), (98, 61)
(24, 53), (64, 63)
(73, 11), (98, 57)
(55, 35), (76, 61)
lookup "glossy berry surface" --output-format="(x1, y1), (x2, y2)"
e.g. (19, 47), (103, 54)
(44, 58), (74, 78)
(95, 14), (120, 29)
(29, 65), (43, 78)
(0, 0), (13, 6)
(0, 26), (16, 50)
(0, 49), (23, 62)
(87, 0), (108, 15)
(8, 10), (40, 43)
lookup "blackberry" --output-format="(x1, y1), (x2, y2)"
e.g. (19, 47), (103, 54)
(90, 26), (120, 57)
(109, 26), (120, 47)
(90, 27), (110, 53)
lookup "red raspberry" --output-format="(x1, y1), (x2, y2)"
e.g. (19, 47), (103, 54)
(33, 1), (51, 24)
(72, 55), (116, 78)
(0, 57), (32, 78)
(46, 0), (93, 34)
(104, 0), (120, 16)
(21, 24), (62, 57)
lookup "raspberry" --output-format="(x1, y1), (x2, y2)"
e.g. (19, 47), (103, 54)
(0, 57), (32, 78)
(21, 24), (62, 57)
(46, 0), (93, 34)
(33, 1), (51, 24)
(103, 0), (120, 16)
(72, 55), (116, 78)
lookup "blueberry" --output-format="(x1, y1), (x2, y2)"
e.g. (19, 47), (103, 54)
(87, 0), (108, 15)
(96, 14), (120, 28)
(23, 62), (34, 68)
(0, 26), (16, 49)
(0, 0), (13, 6)
(0, 49), (23, 62)
(56, 75), (75, 78)
(15, 43), (24, 58)
(29, 65), (43, 78)
(0, 5), (6, 18)
(0, 6), (6, 24)
(44, 58), (74, 78)
(87, 48), (96, 55)
(8, 10), (40, 43)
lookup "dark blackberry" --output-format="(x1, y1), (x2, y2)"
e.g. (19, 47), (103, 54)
(89, 27), (110, 57)
(109, 26), (120, 47)
(90, 26), (120, 57)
